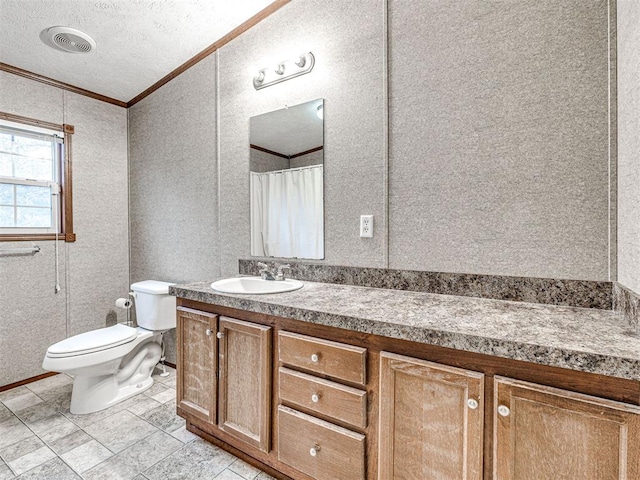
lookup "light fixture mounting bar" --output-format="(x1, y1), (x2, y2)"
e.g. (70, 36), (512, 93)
(253, 52), (315, 90)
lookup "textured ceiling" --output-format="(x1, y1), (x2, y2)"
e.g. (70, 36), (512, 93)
(251, 99), (324, 156)
(0, 0), (276, 102)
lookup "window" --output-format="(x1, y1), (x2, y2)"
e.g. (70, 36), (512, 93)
(0, 112), (75, 242)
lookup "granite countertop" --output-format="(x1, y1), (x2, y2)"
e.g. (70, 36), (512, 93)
(170, 279), (640, 381)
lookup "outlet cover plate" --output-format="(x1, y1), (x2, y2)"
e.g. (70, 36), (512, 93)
(360, 215), (373, 238)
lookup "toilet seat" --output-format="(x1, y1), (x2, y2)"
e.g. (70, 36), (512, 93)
(47, 324), (138, 358)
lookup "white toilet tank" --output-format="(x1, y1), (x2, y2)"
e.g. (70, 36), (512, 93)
(131, 280), (177, 331)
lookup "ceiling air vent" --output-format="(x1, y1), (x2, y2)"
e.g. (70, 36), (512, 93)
(40, 26), (96, 54)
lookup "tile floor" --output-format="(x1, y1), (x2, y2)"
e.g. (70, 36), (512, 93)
(0, 367), (274, 480)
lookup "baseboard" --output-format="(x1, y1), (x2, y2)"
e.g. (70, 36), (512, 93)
(0, 371), (59, 392)
(3, 363), (176, 393)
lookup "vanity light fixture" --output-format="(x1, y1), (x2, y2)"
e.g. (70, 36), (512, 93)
(253, 52), (315, 90)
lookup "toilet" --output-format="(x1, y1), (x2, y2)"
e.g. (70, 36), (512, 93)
(43, 280), (176, 414)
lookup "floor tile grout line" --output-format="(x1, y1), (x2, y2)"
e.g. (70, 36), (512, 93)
(0, 368), (263, 480)
(137, 442), (192, 479)
(0, 410), (47, 472)
(0, 393), (46, 417)
(75, 418), (188, 478)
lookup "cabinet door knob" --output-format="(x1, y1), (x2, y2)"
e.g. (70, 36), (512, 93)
(216, 332), (224, 339)
(467, 398), (479, 410)
(309, 444), (321, 457)
(498, 405), (510, 417)
(311, 393), (320, 403)
(205, 329), (212, 336)
(310, 353), (319, 363)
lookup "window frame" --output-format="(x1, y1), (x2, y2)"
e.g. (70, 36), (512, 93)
(0, 111), (75, 242)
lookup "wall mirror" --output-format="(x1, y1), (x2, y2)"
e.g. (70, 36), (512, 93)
(250, 98), (324, 259)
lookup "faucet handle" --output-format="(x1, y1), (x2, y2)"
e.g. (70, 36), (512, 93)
(276, 264), (291, 280)
(257, 261), (270, 271)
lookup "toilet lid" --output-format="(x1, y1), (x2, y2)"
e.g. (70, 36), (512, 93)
(47, 324), (138, 358)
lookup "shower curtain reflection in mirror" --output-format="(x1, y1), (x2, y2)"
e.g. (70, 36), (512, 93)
(250, 164), (323, 259)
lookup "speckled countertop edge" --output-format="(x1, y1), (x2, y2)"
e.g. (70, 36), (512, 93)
(170, 280), (640, 381)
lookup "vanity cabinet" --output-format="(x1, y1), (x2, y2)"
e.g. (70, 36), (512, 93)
(174, 300), (640, 480)
(493, 376), (640, 479)
(176, 307), (217, 424)
(218, 317), (272, 453)
(378, 352), (484, 480)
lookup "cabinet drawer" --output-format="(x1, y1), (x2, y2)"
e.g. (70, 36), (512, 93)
(278, 331), (366, 385)
(277, 406), (365, 480)
(279, 367), (367, 429)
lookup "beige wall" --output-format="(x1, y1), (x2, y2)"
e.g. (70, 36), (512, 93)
(290, 149), (323, 169)
(128, 55), (219, 285)
(250, 148), (290, 172)
(130, 0), (617, 296)
(0, 71), (129, 386)
(618, 0), (640, 294)
(389, 0), (614, 280)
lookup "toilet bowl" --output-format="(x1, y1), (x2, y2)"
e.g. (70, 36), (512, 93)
(43, 280), (176, 414)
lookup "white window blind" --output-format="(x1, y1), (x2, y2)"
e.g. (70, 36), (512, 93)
(0, 121), (63, 234)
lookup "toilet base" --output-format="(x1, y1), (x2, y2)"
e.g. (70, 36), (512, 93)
(69, 341), (162, 414)
(70, 375), (154, 414)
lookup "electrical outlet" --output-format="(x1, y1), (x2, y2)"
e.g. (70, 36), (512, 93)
(360, 215), (374, 238)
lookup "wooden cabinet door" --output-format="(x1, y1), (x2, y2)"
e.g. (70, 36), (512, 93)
(494, 376), (640, 480)
(218, 316), (272, 452)
(379, 352), (484, 480)
(176, 307), (217, 424)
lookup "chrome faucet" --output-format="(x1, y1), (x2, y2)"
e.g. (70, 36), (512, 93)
(257, 262), (291, 281)
(257, 262), (275, 280)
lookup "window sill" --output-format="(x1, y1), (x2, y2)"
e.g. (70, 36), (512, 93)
(0, 233), (76, 242)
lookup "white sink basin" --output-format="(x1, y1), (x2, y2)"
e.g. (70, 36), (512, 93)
(211, 276), (304, 295)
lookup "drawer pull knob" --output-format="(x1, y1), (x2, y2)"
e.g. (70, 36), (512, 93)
(467, 399), (479, 410)
(498, 405), (510, 417)
(309, 444), (321, 457)
(205, 329), (212, 336)
(311, 393), (320, 403)
(310, 353), (320, 363)
(216, 332), (224, 339)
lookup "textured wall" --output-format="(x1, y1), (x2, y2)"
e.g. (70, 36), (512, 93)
(64, 92), (130, 337)
(618, 0), (640, 293)
(128, 0), (616, 338)
(128, 55), (219, 363)
(217, 0), (386, 276)
(128, 54), (219, 284)
(388, 0), (614, 280)
(290, 150), (323, 169)
(0, 71), (129, 386)
(250, 148), (290, 172)
(202, 0), (614, 280)
(0, 242), (68, 386)
(250, 148), (323, 172)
